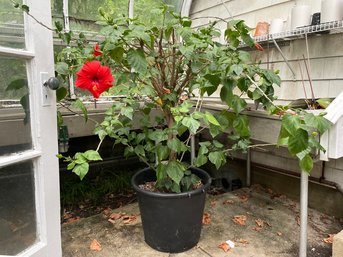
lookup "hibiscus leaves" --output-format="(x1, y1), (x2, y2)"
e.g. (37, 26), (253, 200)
(57, 150), (103, 180)
(277, 112), (331, 173)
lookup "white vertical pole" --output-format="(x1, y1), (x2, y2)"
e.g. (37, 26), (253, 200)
(62, 0), (76, 99)
(190, 136), (195, 165)
(129, 0), (134, 19)
(299, 171), (309, 257)
(246, 148), (251, 187)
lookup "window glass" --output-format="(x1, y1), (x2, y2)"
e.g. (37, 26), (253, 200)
(0, 56), (32, 155)
(0, 0), (25, 48)
(0, 161), (37, 255)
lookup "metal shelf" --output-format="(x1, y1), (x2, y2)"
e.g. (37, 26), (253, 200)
(253, 20), (343, 43)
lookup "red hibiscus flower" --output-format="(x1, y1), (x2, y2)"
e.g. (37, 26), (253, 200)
(93, 43), (102, 56)
(75, 61), (114, 98)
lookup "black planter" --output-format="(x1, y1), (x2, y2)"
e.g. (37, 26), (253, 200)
(131, 167), (211, 253)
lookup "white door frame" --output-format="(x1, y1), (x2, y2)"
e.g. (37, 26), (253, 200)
(0, 0), (61, 256)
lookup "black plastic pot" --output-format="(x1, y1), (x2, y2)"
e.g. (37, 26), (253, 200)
(131, 167), (211, 253)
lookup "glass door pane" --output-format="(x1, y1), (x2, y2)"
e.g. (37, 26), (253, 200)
(0, 160), (37, 255)
(0, 0), (25, 48)
(0, 56), (32, 155)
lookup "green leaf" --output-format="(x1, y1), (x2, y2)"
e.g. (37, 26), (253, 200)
(110, 47), (125, 62)
(233, 115), (250, 137)
(57, 111), (64, 127)
(55, 62), (69, 75)
(204, 74), (221, 87)
(277, 125), (289, 146)
(72, 162), (89, 180)
(182, 117), (200, 134)
(237, 77), (250, 92)
(134, 145), (145, 156)
(262, 70), (281, 86)
(282, 114), (301, 136)
(230, 64), (243, 75)
(127, 49), (147, 73)
(296, 147), (312, 160)
(238, 51), (251, 62)
(205, 111), (220, 126)
(166, 161), (185, 185)
(304, 113), (331, 134)
(156, 145), (169, 161)
(56, 87), (68, 102)
(220, 79), (236, 105)
(72, 99), (88, 122)
(209, 151), (226, 169)
(231, 95), (247, 114)
(121, 106), (134, 120)
(194, 155), (207, 167)
(6, 79), (27, 91)
(83, 150), (102, 161)
(299, 154), (313, 173)
(21, 4), (29, 12)
(67, 162), (75, 170)
(167, 138), (184, 153)
(288, 129), (309, 155)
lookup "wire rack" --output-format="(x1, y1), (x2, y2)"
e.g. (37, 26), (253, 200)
(253, 20), (343, 42)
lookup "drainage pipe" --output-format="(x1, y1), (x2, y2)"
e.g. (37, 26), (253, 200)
(252, 162), (343, 194)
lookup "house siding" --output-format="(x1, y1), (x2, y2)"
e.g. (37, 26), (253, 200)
(190, 0), (343, 189)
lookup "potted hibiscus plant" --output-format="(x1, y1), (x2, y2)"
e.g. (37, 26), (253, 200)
(52, 3), (330, 253)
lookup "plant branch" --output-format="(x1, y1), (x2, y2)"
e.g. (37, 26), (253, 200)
(246, 75), (283, 112)
(223, 143), (276, 153)
(58, 101), (99, 124)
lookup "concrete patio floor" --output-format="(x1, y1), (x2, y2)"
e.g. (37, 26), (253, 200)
(62, 185), (342, 257)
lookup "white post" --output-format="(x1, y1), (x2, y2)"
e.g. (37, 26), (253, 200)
(299, 171), (309, 257)
(246, 148), (251, 187)
(190, 135), (195, 165)
(129, 0), (134, 19)
(62, 0), (76, 99)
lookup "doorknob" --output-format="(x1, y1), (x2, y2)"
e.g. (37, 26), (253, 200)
(43, 77), (60, 90)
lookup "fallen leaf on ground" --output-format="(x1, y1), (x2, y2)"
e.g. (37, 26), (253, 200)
(122, 214), (137, 224)
(296, 216), (301, 226)
(237, 238), (249, 244)
(323, 234), (335, 244)
(233, 215), (247, 226)
(277, 232), (282, 236)
(223, 199), (234, 205)
(236, 194), (249, 202)
(218, 242), (230, 252)
(110, 212), (125, 220)
(210, 200), (217, 207)
(255, 218), (264, 227)
(202, 213), (211, 225)
(90, 239), (102, 251)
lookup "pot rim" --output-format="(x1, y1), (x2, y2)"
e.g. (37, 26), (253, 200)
(131, 166), (212, 199)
